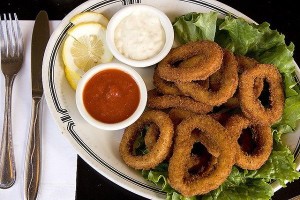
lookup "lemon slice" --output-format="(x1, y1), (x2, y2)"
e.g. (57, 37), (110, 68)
(70, 12), (109, 27)
(64, 65), (81, 90)
(62, 22), (113, 89)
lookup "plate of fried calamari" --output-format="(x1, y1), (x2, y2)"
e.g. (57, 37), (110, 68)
(42, 0), (300, 199)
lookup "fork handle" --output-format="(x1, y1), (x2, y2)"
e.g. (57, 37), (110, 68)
(0, 75), (16, 189)
(24, 97), (42, 200)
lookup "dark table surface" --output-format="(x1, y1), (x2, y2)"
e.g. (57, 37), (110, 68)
(1, 0), (299, 199)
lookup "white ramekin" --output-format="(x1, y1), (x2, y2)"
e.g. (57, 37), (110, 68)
(75, 63), (147, 130)
(106, 4), (174, 67)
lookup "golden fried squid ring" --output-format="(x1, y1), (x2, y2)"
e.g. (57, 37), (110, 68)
(236, 55), (263, 97)
(222, 96), (240, 109)
(144, 124), (160, 151)
(209, 110), (233, 126)
(168, 108), (196, 126)
(153, 67), (182, 95)
(236, 55), (259, 73)
(239, 64), (284, 125)
(119, 110), (174, 170)
(145, 109), (197, 160)
(208, 68), (222, 92)
(168, 115), (235, 197)
(147, 89), (213, 114)
(153, 67), (209, 95)
(225, 115), (273, 170)
(222, 56), (262, 109)
(185, 132), (219, 181)
(157, 40), (223, 82)
(176, 50), (238, 106)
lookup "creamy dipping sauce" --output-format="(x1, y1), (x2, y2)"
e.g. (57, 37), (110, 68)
(114, 9), (166, 60)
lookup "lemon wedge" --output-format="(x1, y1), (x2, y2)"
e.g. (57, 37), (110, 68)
(62, 22), (113, 89)
(64, 65), (81, 90)
(70, 12), (109, 27)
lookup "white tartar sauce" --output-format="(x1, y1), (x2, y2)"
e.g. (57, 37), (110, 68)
(114, 9), (166, 60)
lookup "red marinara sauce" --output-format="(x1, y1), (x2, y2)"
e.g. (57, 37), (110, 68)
(83, 69), (140, 124)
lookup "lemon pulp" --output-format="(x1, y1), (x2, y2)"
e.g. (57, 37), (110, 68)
(62, 17), (113, 90)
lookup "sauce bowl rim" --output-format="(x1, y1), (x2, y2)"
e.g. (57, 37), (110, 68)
(75, 62), (147, 130)
(106, 4), (174, 68)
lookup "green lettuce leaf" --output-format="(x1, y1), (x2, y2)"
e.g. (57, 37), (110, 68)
(142, 163), (197, 200)
(274, 94), (300, 130)
(215, 16), (262, 55)
(246, 132), (300, 186)
(202, 167), (274, 200)
(173, 12), (218, 43)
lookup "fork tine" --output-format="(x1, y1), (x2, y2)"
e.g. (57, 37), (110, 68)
(8, 13), (16, 57)
(0, 13), (23, 59)
(4, 14), (13, 57)
(13, 13), (23, 57)
(0, 14), (9, 58)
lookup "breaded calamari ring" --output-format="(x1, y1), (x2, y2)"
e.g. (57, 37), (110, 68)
(176, 50), (238, 106)
(236, 55), (259, 74)
(208, 68), (222, 92)
(153, 67), (182, 95)
(168, 108), (196, 127)
(157, 40), (223, 82)
(145, 109), (197, 159)
(236, 55), (263, 97)
(168, 115), (235, 197)
(222, 95), (240, 109)
(225, 115), (273, 170)
(222, 56), (262, 109)
(185, 132), (219, 180)
(153, 67), (209, 96)
(144, 124), (160, 151)
(239, 64), (284, 125)
(119, 110), (174, 170)
(147, 89), (213, 114)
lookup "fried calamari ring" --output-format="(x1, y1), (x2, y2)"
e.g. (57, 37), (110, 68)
(153, 67), (209, 95)
(239, 64), (284, 125)
(209, 110), (233, 126)
(222, 56), (262, 109)
(168, 108), (196, 126)
(208, 68), (222, 92)
(147, 89), (213, 114)
(225, 115), (273, 170)
(157, 40), (223, 82)
(176, 50), (238, 106)
(153, 67), (182, 95)
(236, 55), (263, 97)
(236, 55), (259, 74)
(222, 96), (240, 109)
(185, 132), (219, 180)
(168, 115), (235, 197)
(119, 110), (174, 170)
(145, 109), (197, 159)
(144, 124), (160, 151)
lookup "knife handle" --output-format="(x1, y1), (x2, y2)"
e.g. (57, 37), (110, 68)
(24, 97), (42, 200)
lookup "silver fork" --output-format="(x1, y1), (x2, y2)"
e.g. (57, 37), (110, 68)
(0, 13), (23, 189)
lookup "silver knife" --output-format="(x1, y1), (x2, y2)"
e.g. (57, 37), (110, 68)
(24, 10), (49, 200)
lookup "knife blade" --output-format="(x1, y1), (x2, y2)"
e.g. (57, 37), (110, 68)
(24, 10), (49, 200)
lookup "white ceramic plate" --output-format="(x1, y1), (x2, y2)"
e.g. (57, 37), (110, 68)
(42, 0), (300, 199)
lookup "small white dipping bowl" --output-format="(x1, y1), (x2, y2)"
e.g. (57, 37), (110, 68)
(106, 4), (174, 67)
(76, 63), (147, 130)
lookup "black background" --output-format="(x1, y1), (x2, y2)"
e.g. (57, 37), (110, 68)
(1, 0), (299, 199)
